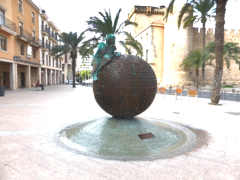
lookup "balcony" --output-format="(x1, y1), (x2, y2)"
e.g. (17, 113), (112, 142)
(29, 37), (41, 48)
(16, 30), (41, 48)
(41, 41), (52, 52)
(41, 41), (48, 51)
(0, 17), (17, 35)
(49, 34), (57, 43)
(41, 26), (49, 36)
(16, 30), (29, 42)
(48, 44), (52, 52)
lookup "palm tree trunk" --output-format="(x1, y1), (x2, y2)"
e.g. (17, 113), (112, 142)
(201, 21), (206, 82)
(211, 0), (228, 105)
(72, 58), (76, 88)
(196, 68), (199, 89)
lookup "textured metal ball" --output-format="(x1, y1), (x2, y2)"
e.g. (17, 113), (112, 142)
(93, 55), (157, 118)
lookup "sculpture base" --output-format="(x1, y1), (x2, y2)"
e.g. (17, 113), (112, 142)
(58, 117), (197, 161)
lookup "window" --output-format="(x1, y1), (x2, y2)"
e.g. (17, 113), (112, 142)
(0, 35), (7, 51)
(27, 45), (32, 57)
(0, 9), (5, 25)
(32, 30), (35, 40)
(42, 37), (44, 47)
(20, 44), (24, 55)
(32, 12), (35, 24)
(20, 43), (24, 55)
(18, 0), (23, 13)
(41, 21), (44, 31)
(19, 21), (23, 35)
(49, 56), (51, 66)
(32, 47), (36, 58)
(46, 54), (48, 65)
(42, 52), (45, 64)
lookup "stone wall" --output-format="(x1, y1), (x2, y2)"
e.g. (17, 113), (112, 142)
(188, 28), (240, 86)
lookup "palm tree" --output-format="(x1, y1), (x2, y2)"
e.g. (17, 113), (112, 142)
(206, 41), (240, 69)
(51, 31), (87, 88)
(79, 41), (95, 60)
(166, 0), (229, 105)
(211, 0), (229, 105)
(181, 50), (207, 88)
(86, 9), (143, 56)
(177, 0), (215, 81)
(119, 32), (143, 57)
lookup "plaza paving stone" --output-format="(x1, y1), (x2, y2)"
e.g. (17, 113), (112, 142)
(0, 85), (240, 179)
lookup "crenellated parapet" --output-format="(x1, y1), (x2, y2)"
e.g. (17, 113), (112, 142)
(191, 27), (240, 49)
(128, 6), (165, 20)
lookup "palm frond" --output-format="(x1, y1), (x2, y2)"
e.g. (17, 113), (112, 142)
(178, 3), (192, 29)
(86, 8), (141, 55)
(113, 9), (122, 32)
(122, 31), (143, 57)
(165, 0), (176, 21)
(181, 49), (203, 69)
(51, 45), (70, 58)
(205, 41), (240, 69)
(183, 15), (197, 28)
(119, 41), (132, 55)
(87, 8), (137, 38)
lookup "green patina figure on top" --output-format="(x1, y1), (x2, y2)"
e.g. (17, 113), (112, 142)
(92, 34), (120, 81)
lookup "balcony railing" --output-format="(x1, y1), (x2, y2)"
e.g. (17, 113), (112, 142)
(41, 41), (48, 50)
(41, 25), (58, 41)
(49, 32), (58, 42)
(29, 37), (41, 48)
(0, 16), (17, 35)
(41, 41), (52, 51)
(17, 30), (29, 42)
(41, 26), (50, 36)
(17, 30), (41, 47)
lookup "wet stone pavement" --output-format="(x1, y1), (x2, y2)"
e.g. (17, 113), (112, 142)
(1, 85), (240, 180)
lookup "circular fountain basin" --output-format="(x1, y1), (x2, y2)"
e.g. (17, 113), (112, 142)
(58, 117), (197, 161)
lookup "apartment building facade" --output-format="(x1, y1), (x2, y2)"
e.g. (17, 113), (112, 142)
(39, 9), (62, 86)
(0, 0), (17, 89)
(0, 0), (64, 90)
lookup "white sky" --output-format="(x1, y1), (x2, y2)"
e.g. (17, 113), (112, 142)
(32, 0), (240, 34)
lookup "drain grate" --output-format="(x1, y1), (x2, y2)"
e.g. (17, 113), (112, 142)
(138, 132), (154, 140)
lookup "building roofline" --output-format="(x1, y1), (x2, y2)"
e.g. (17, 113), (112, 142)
(128, 5), (165, 20)
(48, 21), (58, 31)
(26, 0), (40, 12)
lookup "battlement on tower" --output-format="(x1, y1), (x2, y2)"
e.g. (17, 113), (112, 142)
(191, 27), (240, 46)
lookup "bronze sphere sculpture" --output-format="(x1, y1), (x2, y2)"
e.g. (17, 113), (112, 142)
(93, 55), (157, 118)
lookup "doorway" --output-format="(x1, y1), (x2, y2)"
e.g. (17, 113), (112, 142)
(3, 72), (10, 88)
(20, 72), (25, 88)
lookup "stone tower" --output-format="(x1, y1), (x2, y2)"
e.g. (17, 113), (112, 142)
(128, 5), (192, 86)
